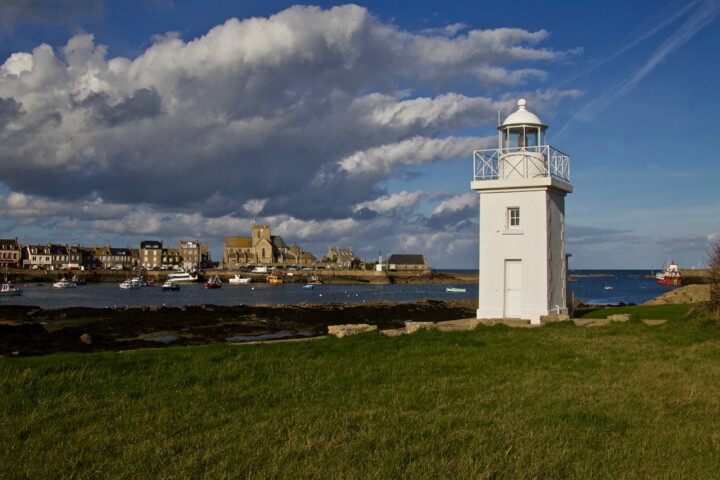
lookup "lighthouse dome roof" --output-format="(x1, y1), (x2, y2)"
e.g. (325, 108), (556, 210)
(499, 99), (547, 129)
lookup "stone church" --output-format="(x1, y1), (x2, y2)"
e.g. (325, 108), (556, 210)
(223, 224), (313, 268)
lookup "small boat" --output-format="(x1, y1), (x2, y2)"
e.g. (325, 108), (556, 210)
(307, 275), (322, 285)
(119, 280), (140, 289)
(446, 287), (466, 293)
(162, 280), (180, 291)
(267, 274), (283, 284)
(71, 274), (86, 286)
(604, 286), (613, 290)
(167, 270), (198, 282)
(205, 275), (222, 289)
(228, 274), (251, 284)
(52, 278), (77, 289)
(303, 284), (314, 290)
(0, 282), (23, 296)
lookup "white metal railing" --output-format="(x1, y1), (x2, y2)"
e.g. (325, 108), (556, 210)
(473, 145), (570, 182)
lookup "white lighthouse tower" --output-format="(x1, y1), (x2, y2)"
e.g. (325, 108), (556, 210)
(471, 99), (572, 324)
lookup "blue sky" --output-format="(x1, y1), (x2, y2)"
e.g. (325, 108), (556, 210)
(1, 0), (718, 269)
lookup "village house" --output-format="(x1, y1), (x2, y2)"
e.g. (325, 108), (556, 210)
(324, 247), (358, 268)
(23, 244), (54, 270)
(140, 240), (162, 269)
(178, 240), (212, 270)
(387, 254), (428, 271)
(0, 238), (22, 269)
(92, 245), (136, 270)
(162, 248), (181, 269)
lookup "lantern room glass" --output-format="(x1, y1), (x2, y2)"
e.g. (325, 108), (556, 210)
(502, 126), (544, 152)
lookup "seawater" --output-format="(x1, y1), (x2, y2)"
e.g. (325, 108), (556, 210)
(0, 282), (478, 309)
(0, 269), (677, 309)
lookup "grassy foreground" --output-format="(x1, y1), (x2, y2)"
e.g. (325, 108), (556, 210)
(3, 309), (720, 479)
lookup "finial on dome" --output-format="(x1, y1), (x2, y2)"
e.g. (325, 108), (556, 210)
(518, 99), (527, 109)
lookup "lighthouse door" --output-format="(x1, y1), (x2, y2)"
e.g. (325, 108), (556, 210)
(504, 260), (522, 318)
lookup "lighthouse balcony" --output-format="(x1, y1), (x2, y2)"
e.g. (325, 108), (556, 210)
(473, 145), (570, 183)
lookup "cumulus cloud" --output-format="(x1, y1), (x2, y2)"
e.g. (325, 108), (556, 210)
(424, 192), (478, 230)
(0, 4), (579, 265)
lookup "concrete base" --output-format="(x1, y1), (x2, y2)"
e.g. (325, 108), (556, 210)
(477, 308), (570, 325)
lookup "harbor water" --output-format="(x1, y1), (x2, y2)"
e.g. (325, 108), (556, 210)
(0, 270), (678, 309)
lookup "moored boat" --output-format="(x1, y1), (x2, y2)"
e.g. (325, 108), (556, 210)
(162, 280), (180, 291)
(302, 284), (314, 290)
(119, 279), (140, 289)
(307, 275), (322, 285)
(267, 274), (283, 284)
(167, 270), (198, 282)
(52, 278), (77, 289)
(71, 274), (86, 286)
(0, 282), (23, 296)
(205, 275), (222, 289)
(228, 274), (251, 284)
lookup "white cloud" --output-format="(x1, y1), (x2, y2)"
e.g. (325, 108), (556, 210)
(338, 136), (491, 177)
(0, 4), (580, 266)
(354, 190), (430, 214)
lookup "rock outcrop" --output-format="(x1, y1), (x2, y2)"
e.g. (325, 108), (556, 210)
(643, 285), (710, 305)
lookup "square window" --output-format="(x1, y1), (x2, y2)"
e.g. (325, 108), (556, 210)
(507, 207), (520, 228)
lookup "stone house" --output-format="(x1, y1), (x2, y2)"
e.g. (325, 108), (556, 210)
(162, 248), (181, 269)
(324, 247), (358, 268)
(0, 238), (22, 269)
(92, 245), (135, 270)
(178, 240), (212, 270)
(387, 254), (428, 271)
(140, 240), (162, 269)
(224, 225), (296, 268)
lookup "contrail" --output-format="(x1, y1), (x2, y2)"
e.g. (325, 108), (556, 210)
(553, 0), (703, 89)
(556, 0), (720, 138)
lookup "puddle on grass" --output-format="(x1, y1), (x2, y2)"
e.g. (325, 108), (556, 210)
(225, 332), (314, 343)
(143, 334), (178, 344)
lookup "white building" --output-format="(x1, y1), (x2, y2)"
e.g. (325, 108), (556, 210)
(471, 99), (572, 324)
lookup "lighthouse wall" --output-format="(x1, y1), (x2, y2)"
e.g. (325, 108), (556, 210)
(547, 191), (568, 315)
(476, 187), (551, 322)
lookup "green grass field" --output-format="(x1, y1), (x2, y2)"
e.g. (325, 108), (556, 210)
(2, 304), (720, 479)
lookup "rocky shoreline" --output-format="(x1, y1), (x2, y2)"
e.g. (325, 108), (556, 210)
(0, 299), (477, 357)
(3, 283), (708, 358)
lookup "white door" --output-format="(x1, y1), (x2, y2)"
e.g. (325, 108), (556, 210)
(504, 260), (522, 318)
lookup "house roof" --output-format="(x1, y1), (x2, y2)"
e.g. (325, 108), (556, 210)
(140, 240), (162, 249)
(387, 254), (425, 265)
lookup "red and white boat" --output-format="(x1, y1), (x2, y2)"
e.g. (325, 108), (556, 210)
(204, 275), (222, 289)
(656, 261), (682, 286)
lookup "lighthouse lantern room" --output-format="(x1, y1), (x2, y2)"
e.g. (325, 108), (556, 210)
(471, 99), (572, 324)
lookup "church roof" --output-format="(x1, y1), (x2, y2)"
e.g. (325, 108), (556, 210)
(225, 237), (252, 248)
(271, 236), (289, 249)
